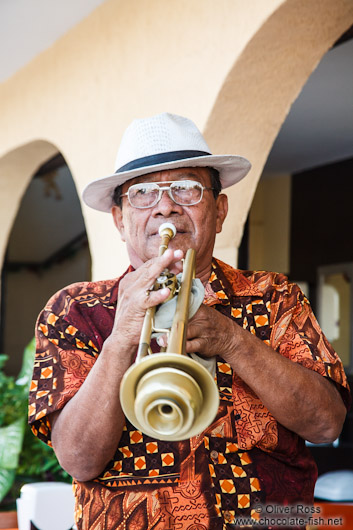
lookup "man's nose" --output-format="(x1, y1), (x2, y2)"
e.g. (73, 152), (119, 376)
(151, 189), (183, 216)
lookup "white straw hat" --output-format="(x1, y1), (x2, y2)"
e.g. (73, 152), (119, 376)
(82, 113), (251, 212)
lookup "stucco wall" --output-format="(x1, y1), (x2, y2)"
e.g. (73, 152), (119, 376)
(0, 0), (352, 282)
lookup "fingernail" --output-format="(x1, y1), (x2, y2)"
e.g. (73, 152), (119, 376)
(163, 249), (172, 258)
(157, 336), (166, 347)
(174, 250), (183, 258)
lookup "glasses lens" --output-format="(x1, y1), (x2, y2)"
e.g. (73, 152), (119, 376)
(128, 183), (159, 208)
(171, 181), (203, 205)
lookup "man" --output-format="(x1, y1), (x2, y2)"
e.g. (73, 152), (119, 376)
(29, 113), (350, 530)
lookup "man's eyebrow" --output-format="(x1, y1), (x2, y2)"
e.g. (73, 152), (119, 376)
(176, 171), (202, 179)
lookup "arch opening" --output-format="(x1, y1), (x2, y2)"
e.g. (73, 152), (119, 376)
(1, 149), (91, 375)
(204, 0), (353, 265)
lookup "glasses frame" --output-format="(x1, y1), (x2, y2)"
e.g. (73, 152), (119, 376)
(121, 180), (214, 209)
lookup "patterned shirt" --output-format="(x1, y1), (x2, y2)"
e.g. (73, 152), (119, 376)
(29, 258), (350, 530)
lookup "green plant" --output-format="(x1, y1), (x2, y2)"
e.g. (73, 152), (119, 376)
(0, 339), (70, 511)
(0, 355), (27, 426)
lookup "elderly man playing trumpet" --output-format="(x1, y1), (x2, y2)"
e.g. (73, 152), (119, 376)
(29, 113), (349, 530)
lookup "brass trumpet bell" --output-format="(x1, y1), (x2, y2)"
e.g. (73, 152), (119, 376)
(121, 353), (219, 440)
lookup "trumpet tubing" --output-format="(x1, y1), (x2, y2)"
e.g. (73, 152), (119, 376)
(119, 222), (219, 441)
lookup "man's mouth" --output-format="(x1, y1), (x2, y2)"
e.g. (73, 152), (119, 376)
(150, 227), (186, 237)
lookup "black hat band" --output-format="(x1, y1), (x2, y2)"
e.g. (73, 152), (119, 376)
(117, 150), (211, 173)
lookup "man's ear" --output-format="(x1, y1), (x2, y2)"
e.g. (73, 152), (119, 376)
(111, 205), (126, 242)
(215, 193), (228, 234)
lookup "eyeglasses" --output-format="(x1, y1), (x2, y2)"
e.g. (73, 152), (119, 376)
(121, 180), (214, 209)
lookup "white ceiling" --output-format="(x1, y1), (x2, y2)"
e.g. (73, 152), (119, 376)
(265, 37), (353, 174)
(0, 0), (107, 83)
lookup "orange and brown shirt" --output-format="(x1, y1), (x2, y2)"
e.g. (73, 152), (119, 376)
(29, 258), (350, 530)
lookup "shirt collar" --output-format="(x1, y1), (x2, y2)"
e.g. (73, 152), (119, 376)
(204, 258), (264, 306)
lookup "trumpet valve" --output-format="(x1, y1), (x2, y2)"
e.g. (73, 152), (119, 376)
(154, 271), (179, 301)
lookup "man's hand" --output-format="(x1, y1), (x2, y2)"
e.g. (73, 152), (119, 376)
(183, 304), (346, 444)
(106, 248), (184, 349)
(185, 304), (236, 358)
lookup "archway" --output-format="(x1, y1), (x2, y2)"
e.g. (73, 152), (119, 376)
(204, 0), (353, 263)
(0, 143), (91, 375)
(246, 31), (353, 370)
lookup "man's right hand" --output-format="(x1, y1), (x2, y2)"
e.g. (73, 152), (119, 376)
(106, 248), (184, 350)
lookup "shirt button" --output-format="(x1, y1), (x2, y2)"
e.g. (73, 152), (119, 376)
(224, 511), (232, 522)
(210, 450), (218, 462)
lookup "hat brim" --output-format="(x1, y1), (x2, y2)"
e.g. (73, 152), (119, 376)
(82, 154), (251, 212)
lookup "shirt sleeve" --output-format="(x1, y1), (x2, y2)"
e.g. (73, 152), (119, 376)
(28, 286), (100, 446)
(270, 281), (351, 409)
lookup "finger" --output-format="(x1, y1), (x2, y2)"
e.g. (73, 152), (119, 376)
(156, 333), (168, 348)
(157, 249), (184, 273)
(118, 251), (185, 319)
(122, 250), (185, 294)
(186, 338), (215, 358)
(185, 337), (204, 355)
(139, 249), (182, 287)
(168, 250), (184, 275)
(117, 275), (171, 315)
(186, 318), (203, 340)
(142, 287), (171, 309)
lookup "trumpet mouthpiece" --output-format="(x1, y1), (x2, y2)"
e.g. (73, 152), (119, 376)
(159, 223), (177, 238)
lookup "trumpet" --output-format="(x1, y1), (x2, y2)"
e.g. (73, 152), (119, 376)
(119, 222), (219, 441)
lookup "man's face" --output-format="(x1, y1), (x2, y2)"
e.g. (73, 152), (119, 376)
(111, 167), (228, 277)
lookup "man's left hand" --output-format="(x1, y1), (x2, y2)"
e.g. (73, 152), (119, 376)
(185, 304), (236, 359)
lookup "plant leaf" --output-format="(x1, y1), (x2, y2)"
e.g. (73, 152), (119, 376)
(0, 468), (16, 503)
(0, 354), (9, 370)
(16, 337), (36, 389)
(0, 417), (26, 469)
